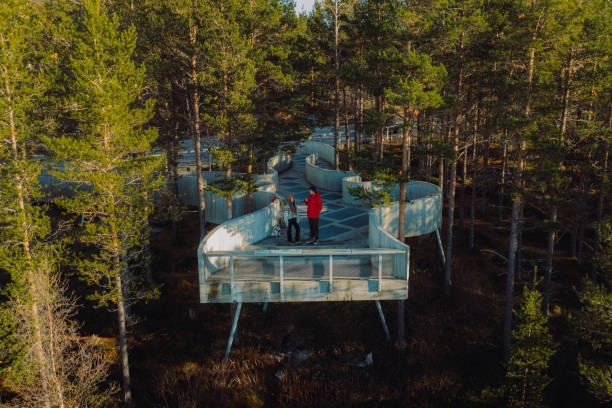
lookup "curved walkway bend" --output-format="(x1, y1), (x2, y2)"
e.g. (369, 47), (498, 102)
(255, 153), (370, 249)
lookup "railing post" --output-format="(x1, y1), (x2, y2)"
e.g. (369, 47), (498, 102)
(279, 255), (284, 296)
(230, 256), (234, 298)
(378, 254), (382, 292)
(329, 254), (333, 292)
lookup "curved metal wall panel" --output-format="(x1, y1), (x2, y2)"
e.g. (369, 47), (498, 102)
(299, 141), (355, 192)
(178, 154), (291, 224)
(196, 153), (290, 284)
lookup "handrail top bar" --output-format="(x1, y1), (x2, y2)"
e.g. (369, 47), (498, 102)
(205, 248), (407, 257)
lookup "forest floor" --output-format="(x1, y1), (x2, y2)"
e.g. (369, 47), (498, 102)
(79, 197), (599, 407)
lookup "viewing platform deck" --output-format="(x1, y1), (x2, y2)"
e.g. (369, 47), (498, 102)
(195, 139), (445, 307)
(197, 150), (414, 304)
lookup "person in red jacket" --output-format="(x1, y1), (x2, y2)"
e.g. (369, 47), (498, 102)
(304, 186), (322, 244)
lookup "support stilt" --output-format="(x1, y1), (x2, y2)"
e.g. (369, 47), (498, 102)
(224, 302), (242, 361)
(375, 301), (391, 341)
(435, 229), (446, 265)
(263, 302), (268, 312)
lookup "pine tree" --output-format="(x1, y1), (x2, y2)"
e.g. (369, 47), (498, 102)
(206, 146), (245, 220)
(43, 0), (163, 403)
(200, 0), (256, 150)
(240, 0), (310, 208)
(421, 0), (488, 295)
(571, 276), (612, 403)
(359, 0), (403, 160)
(501, 0), (552, 360)
(385, 45), (446, 348)
(1, 1), (113, 406)
(568, 219), (612, 403)
(0, 2), (60, 406)
(505, 285), (557, 408)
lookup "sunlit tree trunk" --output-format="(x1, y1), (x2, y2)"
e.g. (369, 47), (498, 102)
(190, 1), (206, 239)
(542, 206), (557, 315)
(481, 125), (489, 216)
(115, 272), (131, 405)
(504, 4), (536, 358)
(498, 139), (507, 224)
(344, 87), (350, 152)
(594, 138), (609, 280)
(459, 141), (468, 228)
(333, 0), (340, 169)
(396, 106), (412, 349)
(444, 29), (464, 295)
(7, 100), (51, 408)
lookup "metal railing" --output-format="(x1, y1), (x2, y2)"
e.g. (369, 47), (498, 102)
(204, 248), (408, 298)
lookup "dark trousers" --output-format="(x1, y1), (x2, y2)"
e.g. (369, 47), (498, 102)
(308, 217), (319, 241)
(287, 218), (300, 241)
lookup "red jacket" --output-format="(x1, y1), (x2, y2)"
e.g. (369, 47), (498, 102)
(305, 192), (322, 219)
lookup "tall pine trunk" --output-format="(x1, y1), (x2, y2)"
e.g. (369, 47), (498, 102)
(516, 204), (524, 282)
(396, 106), (412, 350)
(572, 167), (588, 261)
(481, 127), (489, 216)
(115, 273), (131, 405)
(207, 129), (213, 171)
(542, 206), (557, 315)
(504, 164), (522, 360)
(379, 95), (385, 160)
(7, 96), (51, 408)
(560, 50), (573, 137)
(594, 139), (609, 280)
(356, 85), (363, 151)
(333, 0), (340, 169)
(247, 146), (254, 213)
(459, 140), (468, 228)
(469, 176), (476, 249)
(444, 32), (464, 294)
(190, 5), (206, 239)
(498, 139), (507, 224)
(170, 121), (180, 244)
(344, 87), (350, 152)
(444, 118), (459, 295)
(578, 152), (592, 266)
(504, 3), (536, 357)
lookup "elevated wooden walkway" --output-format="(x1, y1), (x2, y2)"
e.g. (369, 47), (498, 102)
(193, 135), (440, 359)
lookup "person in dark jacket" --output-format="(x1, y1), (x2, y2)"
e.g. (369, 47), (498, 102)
(284, 195), (300, 243)
(304, 186), (322, 244)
